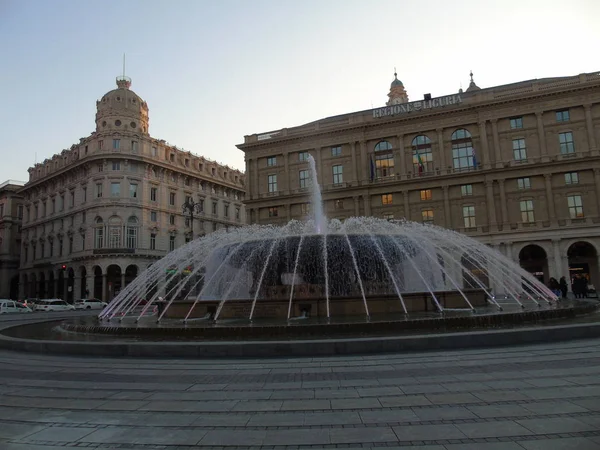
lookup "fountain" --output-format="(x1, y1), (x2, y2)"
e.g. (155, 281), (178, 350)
(97, 155), (559, 325)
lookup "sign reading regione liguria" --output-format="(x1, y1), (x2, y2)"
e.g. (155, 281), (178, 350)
(372, 94), (463, 118)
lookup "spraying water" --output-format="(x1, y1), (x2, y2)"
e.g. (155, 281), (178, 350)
(307, 155), (327, 234)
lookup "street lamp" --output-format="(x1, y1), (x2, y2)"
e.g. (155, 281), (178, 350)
(182, 198), (203, 240)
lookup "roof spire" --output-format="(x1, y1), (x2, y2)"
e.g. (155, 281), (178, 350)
(469, 70), (474, 83)
(466, 69), (481, 92)
(116, 53), (131, 89)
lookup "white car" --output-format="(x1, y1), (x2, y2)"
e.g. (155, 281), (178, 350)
(74, 298), (107, 310)
(34, 299), (76, 312)
(0, 300), (33, 314)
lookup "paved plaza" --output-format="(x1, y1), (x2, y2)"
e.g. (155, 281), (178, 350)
(0, 338), (600, 449)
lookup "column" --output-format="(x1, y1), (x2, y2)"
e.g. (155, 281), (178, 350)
(594, 169), (600, 216)
(101, 274), (107, 302)
(478, 121), (491, 169)
(315, 147), (323, 185)
(491, 119), (502, 168)
(74, 273), (82, 301)
(350, 142), (358, 182)
(121, 273), (126, 293)
(359, 141), (368, 182)
(505, 241), (514, 262)
(442, 186), (451, 228)
(437, 129), (446, 173)
(584, 104), (598, 155)
(253, 159), (259, 199)
(396, 134), (405, 177)
(544, 174), (556, 222)
(485, 181), (497, 227)
(353, 196), (360, 216)
(403, 191), (409, 220)
(362, 194), (371, 216)
(536, 112), (549, 161)
(498, 179), (508, 225)
(284, 153), (290, 194)
(86, 275), (94, 298)
(245, 158), (251, 197)
(552, 239), (564, 279)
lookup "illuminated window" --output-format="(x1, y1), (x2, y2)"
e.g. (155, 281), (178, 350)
(412, 135), (432, 175)
(381, 193), (393, 205)
(567, 195), (583, 218)
(268, 206), (278, 217)
(420, 189), (432, 201)
(520, 199), (535, 223)
(374, 140), (394, 178)
(422, 209), (434, 224)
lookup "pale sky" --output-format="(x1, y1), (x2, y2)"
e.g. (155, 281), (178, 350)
(0, 0), (598, 183)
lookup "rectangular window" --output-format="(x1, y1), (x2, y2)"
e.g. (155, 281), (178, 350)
(97, 163), (103, 173)
(184, 158), (189, 167)
(300, 203), (310, 215)
(461, 184), (473, 196)
(376, 153), (395, 178)
(129, 184), (138, 198)
(510, 117), (523, 129)
(299, 170), (309, 189)
(198, 198), (204, 212)
(224, 204), (229, 217)
(298, 151), (309, 161)
(383, 213), (394, 221)
(82, 187), (87, 202)
(169, 235), (175, 251)
(381, 193), (393, 205)
(150, 211), (157, 222)
(70, 190), (75, 207)
(98, 140), (104, 150)
(150, 233), (156, 250)
(556, 110), (570, 122)
(559, 132), (575, 154)
(110, 182), (120, 197)
(517, 177), (531, 190)
(565, 172), (579, 185)
(112, 161), (120, 170)
(512, 139), (527, 161)
(268, 174), (277, 193)
(267, 156), (277, 167)
(69, 237), (73, 254)
(60, 195), (65, 211)
(169, 192), (176, 205)
(235, 207), (240, 220)
(150, 187), (157, 201)
(82, 211), (86, 223)
(152, 146), (157, 157)
(59, 239), (63, 256)
(335, 199), (344, 210)
(332, 165), (343, 184)
(567, 195), (584, 218)
(463, 205), (476, 228)
(129, 141), (137, 153)
(49, 241), (53, 257)
(268, 206), (279, 217)
(96, 183), (103, 198)
(17, 205), (23, 219)
(112, 139), (120, 150)
(520, 199), (535, 223)
(422, 209), (434, 224)
(169, 214), (175, 225)
(212, 201), (217, 215)
(212, 222), (218, 231)
(331, 146), (341, 157)
(420, 189), (432, 201)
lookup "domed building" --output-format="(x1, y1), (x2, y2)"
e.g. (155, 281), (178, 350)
(18, 76), (246, 303)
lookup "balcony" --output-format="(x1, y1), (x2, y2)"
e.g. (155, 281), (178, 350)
(93, 248), (135, 255)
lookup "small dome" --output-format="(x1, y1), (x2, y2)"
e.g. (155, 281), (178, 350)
(390, 72), (403, 88)
(465, 70), (481, 92)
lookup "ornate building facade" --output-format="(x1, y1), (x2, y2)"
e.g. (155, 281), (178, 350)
(239, 71), (600, 290)
(0, 180), (24, 299)
(19, 76), (246, 302)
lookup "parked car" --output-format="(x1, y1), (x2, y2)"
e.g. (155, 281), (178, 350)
(34, 299), (75, 312)
(74, 298), (107, 310)
(22, 298), (40, 308)
(0, 300), (33, 314)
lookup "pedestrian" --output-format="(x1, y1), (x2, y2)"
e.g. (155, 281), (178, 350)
(156, 296), (166, 316)
(548, 277), (561, 297)
(559, 276), (568, 299)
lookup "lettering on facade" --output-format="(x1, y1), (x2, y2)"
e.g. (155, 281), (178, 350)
(372, 94), (463, 119)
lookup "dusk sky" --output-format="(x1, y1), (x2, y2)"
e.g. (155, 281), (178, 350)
(0, 0), (598, 183)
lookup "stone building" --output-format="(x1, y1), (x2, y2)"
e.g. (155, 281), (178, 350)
(19, 76), (246, 302)
(0, 180), (24, 299)
(238, 70), (600, 290)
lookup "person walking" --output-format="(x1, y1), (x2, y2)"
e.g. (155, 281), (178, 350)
(559, 276), (568, 299)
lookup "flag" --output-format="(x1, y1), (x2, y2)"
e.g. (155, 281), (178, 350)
(471, 147), (478, 168)
(370, 155), (375, 182)
(416, 151), (425, 176)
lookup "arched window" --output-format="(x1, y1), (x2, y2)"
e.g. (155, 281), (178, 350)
(411, 135), (432, 175)
(94, 217), (104, 249)
(451, 129), (475, 170)
(126, 216), (138, 249)
(373, 140), (394, 179)
(108, 216), (122, 248)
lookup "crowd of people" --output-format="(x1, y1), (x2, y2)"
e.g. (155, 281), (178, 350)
(547, 274), (592, 299)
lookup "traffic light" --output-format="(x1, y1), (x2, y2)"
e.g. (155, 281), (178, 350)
(61, 264), (67, 271)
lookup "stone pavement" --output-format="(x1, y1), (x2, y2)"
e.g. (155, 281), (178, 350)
(0, 338), (599, 449)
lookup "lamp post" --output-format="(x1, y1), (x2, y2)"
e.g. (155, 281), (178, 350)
(182, 198), (203, 240)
